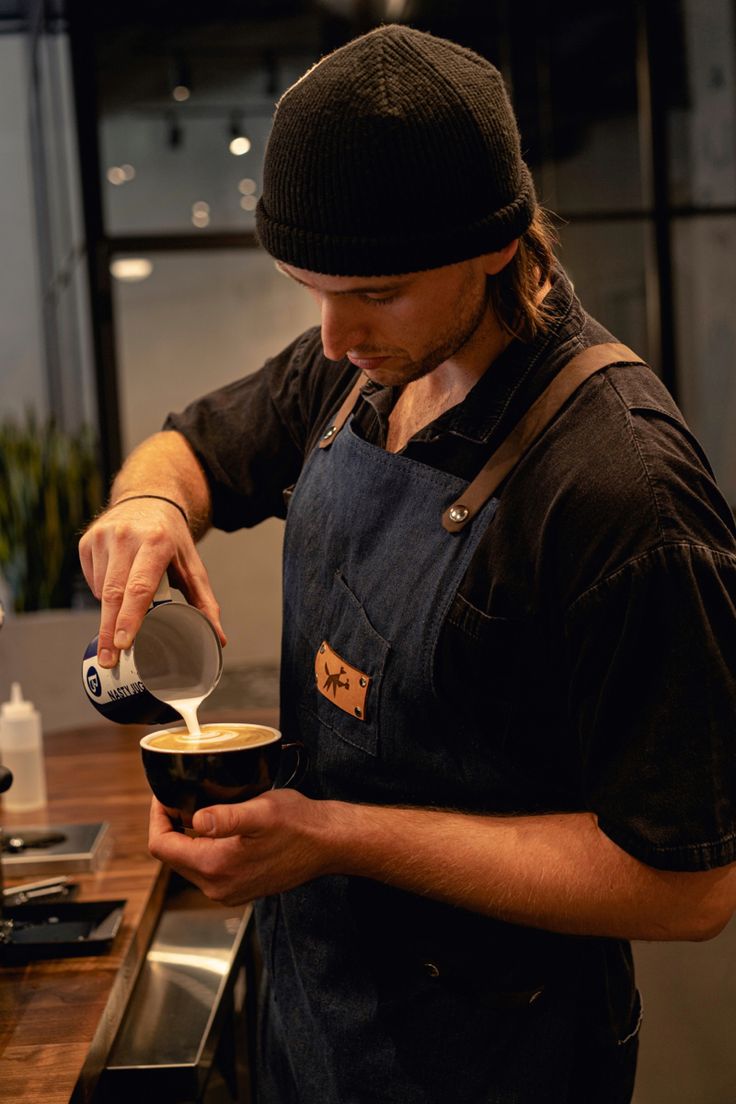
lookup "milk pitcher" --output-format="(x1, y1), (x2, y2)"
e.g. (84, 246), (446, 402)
(82, 577), (222, 725)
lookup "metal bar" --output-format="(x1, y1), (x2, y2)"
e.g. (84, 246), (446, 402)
(638, 0), (678, 397)
(555, 205), (736, 223)
(108, 210), (736, 261)
(46, 18), (90, 431)
(2, 875), (69, 898)
(120, 102), (277, 117)
(26, 0), (65, 424)
(67, 0), (122, 488)
(109, 231), (260, 254)
(0, 19), (27, 34)
(664, 204), (736, 218)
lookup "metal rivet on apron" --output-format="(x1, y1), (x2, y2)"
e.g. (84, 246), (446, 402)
(322, 425), (337, 440)
(448, 504), (469, 523)
(359, 677), (367, 687)
(320, 644), (326, 654)
(423, 962), (440, 978)
(354, 706), (362, 717)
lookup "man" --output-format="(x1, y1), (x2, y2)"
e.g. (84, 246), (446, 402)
(80, 25), (736, 1104)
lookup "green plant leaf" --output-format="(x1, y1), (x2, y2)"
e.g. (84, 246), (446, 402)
(0, 413), (104, 611)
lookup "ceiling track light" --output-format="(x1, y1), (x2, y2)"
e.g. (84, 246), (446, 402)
(229, 115), (251, 156)
(170, 56), (192, 102)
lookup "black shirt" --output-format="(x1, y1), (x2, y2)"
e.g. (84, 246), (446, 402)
(166, 268), (736, 873)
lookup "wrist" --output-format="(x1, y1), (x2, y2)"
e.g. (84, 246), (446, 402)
(306, 799), (364, 877)
(315, 799), (403, 879)
(107, 494), (189, 527)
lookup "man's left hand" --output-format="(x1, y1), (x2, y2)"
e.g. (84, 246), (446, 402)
(148, 790), (335, 905)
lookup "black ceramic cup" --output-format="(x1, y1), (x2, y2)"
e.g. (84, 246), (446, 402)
(140, 723), (304, 829)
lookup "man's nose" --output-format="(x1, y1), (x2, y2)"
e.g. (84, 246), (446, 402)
(320, 297), (367, 361)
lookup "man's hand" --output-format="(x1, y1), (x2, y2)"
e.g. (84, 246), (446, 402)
(148, 791), (337, 905)
(80, 499), (224, 667)
(78, 430), (225, 667)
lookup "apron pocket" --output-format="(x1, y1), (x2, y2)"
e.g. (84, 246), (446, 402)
(300, 568), (390, 757)
(439, 593), (523, 744)
(376, 971), (548, 1103)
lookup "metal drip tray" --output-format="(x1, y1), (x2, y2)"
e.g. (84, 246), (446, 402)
(103, 877), (252, 1100)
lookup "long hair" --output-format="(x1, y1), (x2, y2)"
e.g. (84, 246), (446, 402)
(489, 207), (560, 342)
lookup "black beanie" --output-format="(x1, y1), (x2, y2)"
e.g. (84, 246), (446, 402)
(256, 24), (536, 277)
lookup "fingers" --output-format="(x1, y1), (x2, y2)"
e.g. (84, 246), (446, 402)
(147, 799), (215, 893)
(148, 796), (178, 842)
(111, 543), (173, 653)
(94, 544), (170, 669)
(148, 798), (213, 864)
(170, 553), (228, 647)
(95, 543), (137, 667)
(78, 530), (102, 598)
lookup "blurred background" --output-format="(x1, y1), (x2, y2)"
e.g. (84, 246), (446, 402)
(0, 2), (735, 1098)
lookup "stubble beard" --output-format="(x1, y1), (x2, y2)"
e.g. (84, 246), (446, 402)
(374, 276), (491, 387)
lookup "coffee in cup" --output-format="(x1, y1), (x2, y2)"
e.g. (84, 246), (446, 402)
(140, 723), (304, 829)
(145, 724), (277, 752)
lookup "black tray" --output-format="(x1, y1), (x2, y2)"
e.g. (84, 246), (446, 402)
(0, 899), (126, 963)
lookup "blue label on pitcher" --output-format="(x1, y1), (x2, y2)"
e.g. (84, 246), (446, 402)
(86, 666), (102, 697)
(81, 649), (178, 725)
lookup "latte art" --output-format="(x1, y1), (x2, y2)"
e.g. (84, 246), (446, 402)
(145, 723), (279, 753)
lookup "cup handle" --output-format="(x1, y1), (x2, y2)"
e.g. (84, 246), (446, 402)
(278, 741), (307, 789)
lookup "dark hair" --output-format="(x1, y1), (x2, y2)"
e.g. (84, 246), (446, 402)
(488, 207), (560, 342)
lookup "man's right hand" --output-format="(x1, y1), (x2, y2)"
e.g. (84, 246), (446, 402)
(79, 496), (226, 669)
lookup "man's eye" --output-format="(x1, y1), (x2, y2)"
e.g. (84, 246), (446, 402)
(363, 294), (397, 305)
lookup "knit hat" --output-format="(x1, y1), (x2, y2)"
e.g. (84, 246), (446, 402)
(256, 24), (536, 276)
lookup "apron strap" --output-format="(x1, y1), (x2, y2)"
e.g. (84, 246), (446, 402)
(441, 342), (646, 533)
(318, 372), (367, 448)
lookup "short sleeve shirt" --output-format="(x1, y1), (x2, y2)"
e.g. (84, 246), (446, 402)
(165, 268), (736, 874)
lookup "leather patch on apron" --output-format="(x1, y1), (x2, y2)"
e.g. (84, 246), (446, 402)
(315, 640), (372, 721)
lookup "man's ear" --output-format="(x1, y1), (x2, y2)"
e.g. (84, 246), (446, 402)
(482, 238), (519, 276)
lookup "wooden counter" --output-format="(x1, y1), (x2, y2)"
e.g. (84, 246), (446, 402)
(0, 709), (276, 1104)
(0, 720), (165, 1104)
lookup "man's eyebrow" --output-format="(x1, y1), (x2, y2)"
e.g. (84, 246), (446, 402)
(276, 264), (406, 295)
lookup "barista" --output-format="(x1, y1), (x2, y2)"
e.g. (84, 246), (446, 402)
(80, 25), (736, 1104)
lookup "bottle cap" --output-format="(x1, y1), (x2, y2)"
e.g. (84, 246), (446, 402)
(1, 682), (38, 720)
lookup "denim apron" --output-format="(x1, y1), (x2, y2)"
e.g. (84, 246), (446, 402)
(256, 344), (643, 1104)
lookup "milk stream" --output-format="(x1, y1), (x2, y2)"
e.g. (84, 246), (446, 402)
(163, 691), (222, 744)
(134, 607), (222, 741)
(168, 697), (204, 738)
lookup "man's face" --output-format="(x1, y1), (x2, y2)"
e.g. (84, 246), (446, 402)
(277, 257), (499, 387)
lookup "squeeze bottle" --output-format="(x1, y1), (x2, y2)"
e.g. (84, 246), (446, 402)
(0, 682), (47, 812)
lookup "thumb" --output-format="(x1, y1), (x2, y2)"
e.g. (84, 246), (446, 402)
(192, 799), (267, 838)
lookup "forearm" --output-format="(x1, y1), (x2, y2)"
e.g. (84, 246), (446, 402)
(109, 430), (212, 540)
(320, 803), (733, 941)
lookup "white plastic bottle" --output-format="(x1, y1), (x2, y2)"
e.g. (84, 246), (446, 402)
(0, 682), (47, 812)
